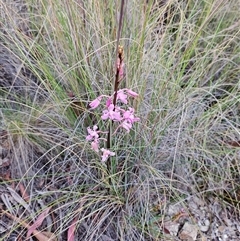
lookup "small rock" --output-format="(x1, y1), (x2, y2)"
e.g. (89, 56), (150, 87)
(218, 225), (226, 233)
(164, 221), (180, 236)
(198, 219), (210, 232)
(222, 234), (228, 241)
(179, 222), (198, 241)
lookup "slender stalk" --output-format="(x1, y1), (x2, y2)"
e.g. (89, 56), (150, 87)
(106, 0), (125, 159)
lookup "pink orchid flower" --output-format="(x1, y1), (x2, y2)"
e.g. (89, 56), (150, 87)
(89, 96), (102, 109)
(116, 107), (140, 132)
(117, 89), (128, 104)
(91, 139), (99, 152)
(123, 107), (140, 123)
(86, 125), (99, 141)
(101, 148), (115, 162)
(101, 104), (122, 121)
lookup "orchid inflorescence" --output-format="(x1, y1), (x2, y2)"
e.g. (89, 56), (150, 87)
(86, 45), (140, 162)
(86, 88), (140, 162)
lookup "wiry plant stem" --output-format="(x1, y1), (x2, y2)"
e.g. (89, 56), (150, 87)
(106, 0), (125, 158)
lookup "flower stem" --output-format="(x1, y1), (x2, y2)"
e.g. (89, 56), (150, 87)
(106, 0), (125, 170)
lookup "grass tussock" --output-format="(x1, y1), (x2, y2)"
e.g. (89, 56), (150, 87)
(0, 0), (240, 240)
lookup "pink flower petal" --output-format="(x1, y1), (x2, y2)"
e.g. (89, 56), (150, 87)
(91, 140), (99, 152)
(101, 104), (122, 121)
(112, 111), (122, 121)
(117, 90), (128, 104)
(101, 148), (115, 162)
(86, 126), (99, 140)
(101, 110), (109, 120)
(106, 97), (112, 107)
(126, 89), (138, 97)
(89, 97), (102, 109)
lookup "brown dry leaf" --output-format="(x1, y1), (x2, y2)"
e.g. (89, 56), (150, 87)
(226, 140), (240, 147)
(3, 209), (55, 241)
(68, 216), (78, 241)
(19, 182), (30, 202)
(27, 207), (51, 239)
(67, 198), (87, 241)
